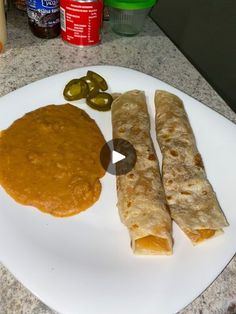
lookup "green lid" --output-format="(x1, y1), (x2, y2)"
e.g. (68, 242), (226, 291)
(105, 0), (156, 10)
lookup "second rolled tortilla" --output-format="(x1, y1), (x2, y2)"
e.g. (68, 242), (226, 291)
(155, 90), (229, 245)
(111, 90), (172, 255)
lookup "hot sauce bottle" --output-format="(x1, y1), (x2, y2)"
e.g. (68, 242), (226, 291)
(26, 0), (60, 39)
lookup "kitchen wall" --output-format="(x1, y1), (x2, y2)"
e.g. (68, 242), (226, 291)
(150, 0), (236, 112)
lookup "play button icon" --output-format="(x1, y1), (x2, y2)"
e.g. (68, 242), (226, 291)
(100, 138), (137, 175)
(112, 150), (126, 164)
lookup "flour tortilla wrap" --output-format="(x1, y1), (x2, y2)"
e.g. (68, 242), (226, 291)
(155, 90), (229, 244)
(111, 90), (173, 255)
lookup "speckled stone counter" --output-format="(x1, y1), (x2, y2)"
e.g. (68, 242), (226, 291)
(0, 8), (235, 314)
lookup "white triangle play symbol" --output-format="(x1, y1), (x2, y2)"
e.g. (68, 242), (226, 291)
(112, 150), (126, 164)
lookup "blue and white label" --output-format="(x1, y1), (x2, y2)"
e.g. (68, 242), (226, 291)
(26, 0), (59, 27)
(27, 0), (58, 9)
(42, 0), (58, 8)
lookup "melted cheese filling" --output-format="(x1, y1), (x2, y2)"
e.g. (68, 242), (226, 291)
(134, 235), (172, 255)
(185, 229), (216, 243)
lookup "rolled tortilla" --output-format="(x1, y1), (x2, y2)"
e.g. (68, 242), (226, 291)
(111, 90), (173, 255)
(155, 90), (229, 245)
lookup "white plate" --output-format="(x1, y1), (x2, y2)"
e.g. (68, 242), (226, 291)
(0, 66), (235, 314)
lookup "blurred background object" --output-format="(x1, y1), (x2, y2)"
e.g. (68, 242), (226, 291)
(0, 0), (7, 52)
(105, 0), (156, 36)
(103, 4), (110, 20)
(4, 0), (10, 11)
(15, 0), (26, 11)
(150, 0), (236, 112)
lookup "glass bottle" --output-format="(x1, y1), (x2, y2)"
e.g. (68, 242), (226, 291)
(26, 0), (60, 39)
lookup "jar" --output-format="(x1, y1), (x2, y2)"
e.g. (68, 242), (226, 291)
(105, 0), (156, 36)
(26, 0), (60, 39)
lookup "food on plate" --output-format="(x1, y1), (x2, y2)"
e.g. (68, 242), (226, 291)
(155, 90), (229, 244)
(63, 78), (89, 101)
(86, 92), (113, 111)
(112, 90), (173, 255)
(81, 76), (100, 98)
(63, 70), (112, 111)
(0, 104), (106, 217)
(111, 93), (122, 100)
(86, 70), (108, 91)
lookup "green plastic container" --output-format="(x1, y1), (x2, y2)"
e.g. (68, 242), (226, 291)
(105, 0), (156, 36)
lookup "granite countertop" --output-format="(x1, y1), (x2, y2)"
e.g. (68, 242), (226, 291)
(0, 8), (235, 314)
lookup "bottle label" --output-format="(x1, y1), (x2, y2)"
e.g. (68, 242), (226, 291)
(26, 0), (60, 27)
(60, 0), (103, 46)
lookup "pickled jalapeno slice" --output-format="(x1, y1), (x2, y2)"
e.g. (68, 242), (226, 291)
(81, 76), (99, 98)
(86, 71), (108, 91)
(86, 92), (113, 111)
(63, 79), (89, 101)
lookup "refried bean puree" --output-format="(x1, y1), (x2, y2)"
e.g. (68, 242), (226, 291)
(0, 104), (106, 217)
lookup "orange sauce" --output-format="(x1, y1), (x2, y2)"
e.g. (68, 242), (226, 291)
(0, 104), (106, 217)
